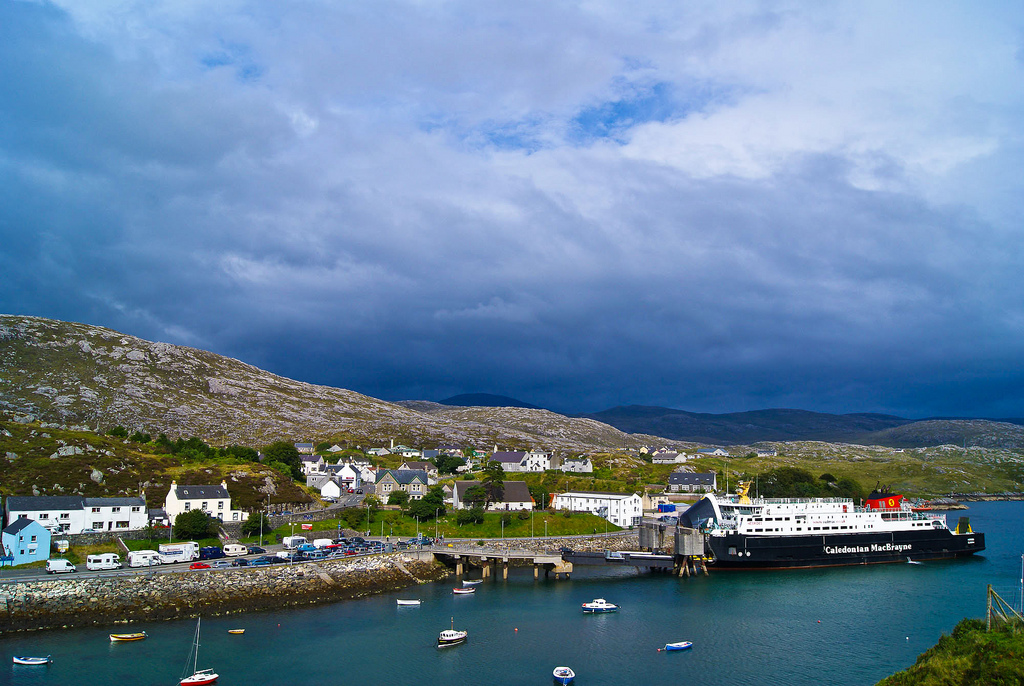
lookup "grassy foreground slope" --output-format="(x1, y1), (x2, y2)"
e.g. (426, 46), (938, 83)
(877, 619), (1024, 686)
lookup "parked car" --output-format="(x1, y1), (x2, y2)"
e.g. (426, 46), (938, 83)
(355, 488), (363, 494)
(231, 558), (249, 567)
(209, 560), (232, 568)
(407, 536), (433, 546)
(246, 545), (266, 554)
(250, 559), (272, 566)
(251, 556), (279, 566)
(199, 546), (226, 560)
(347, 488), (355, 493)
(189, 562), (211, 570)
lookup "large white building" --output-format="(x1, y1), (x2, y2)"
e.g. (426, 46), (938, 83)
(164, 481), (247, 522)
(4, 495), (148, 534)
(550, 491), (642, 528)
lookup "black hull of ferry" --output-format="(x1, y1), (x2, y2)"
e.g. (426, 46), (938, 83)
(707, 529), (984, 569)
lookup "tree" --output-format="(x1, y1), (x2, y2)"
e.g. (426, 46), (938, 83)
(408, 486), (446, 520)
(388, 489), (410, 507)
(463, 484), (487, 506)
(174, 510), (216, 540)
(107, 426), (128, 438)
(316, 442), (332, 453)
(130, 431), (152, 443)
(263, 441), (302, 480)
(456, 506), (485, 525)
(819, 473), (838, 483)
(434, 454), (466, 475)
(481, 459), (505, 505)
(241, 512), (272, 537)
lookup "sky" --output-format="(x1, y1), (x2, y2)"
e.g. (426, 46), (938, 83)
(2, 1), (1023, 418)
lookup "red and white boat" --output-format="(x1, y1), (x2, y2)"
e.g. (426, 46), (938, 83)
(179, 618), (218, 685)
(452, 587), (475, 595)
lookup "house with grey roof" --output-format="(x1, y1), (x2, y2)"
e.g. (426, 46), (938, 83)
(452, 480), (534, 511)
(375, 469), (430, 501)
(5, 495), (147, 534)
(2, 517), (50, 567)
(667, 472), (718, 493)
(560, 456), (594, 473)
(164, 480), (247, 522)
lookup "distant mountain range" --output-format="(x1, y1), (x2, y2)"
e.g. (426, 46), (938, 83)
(439, 393), (542, 410)
(4, 315), (1023, 450)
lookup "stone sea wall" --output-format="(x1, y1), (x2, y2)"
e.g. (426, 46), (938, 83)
(0, 553), (449, 634)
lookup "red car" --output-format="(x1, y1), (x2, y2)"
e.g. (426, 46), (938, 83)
(189, 562), (211, 570)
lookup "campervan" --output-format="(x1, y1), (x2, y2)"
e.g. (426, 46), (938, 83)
(127, 550), (162, 568)
(86, 553), (122, 571)
(157, 541), (200, 564)
(313, 538), (334, 549)
(222, 544), (248, 557)
(45, 559), (76, 574)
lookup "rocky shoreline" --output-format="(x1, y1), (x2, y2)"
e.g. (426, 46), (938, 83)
(0, 553), (450, 635)
(0, 532), (641, 635)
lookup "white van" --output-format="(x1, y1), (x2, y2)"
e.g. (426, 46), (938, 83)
(282, 536), (307, 549)
(127, 550), (161, 568)
(45, 559), (77, 574)
(312, 538), (333, 549)
(86, 553), (122, 571)
(222, 544), (248, 557)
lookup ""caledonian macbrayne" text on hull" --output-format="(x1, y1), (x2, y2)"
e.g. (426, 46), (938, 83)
(678, 484), (984, 569)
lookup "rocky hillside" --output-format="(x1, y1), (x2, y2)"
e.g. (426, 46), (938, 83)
(0, 316), (651, 450)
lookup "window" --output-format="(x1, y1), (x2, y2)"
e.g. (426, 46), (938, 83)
(202, 502), (208, 509)
(60, 513), (69, 519)
(92, 507), (100, 513)
(116, 521), (129, 529)
(112, 507), (121, 512)
(39, 513), (49, 519)
(93, 522), (103, 529)
(131, 506), (140, 512)
(218, 502), (224, 509)
(30, 535), (37, 542)
(184, 502), (191, 511)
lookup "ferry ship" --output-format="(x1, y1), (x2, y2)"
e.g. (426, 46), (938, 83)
(678, 483), (984, 569)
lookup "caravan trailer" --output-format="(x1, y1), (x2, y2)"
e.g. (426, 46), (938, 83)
(127, 550), (162, 568)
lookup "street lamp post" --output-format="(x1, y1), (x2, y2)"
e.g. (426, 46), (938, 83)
(435, 508), (440, 542)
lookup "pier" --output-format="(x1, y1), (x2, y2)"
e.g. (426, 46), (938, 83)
(425, 519), (710, 579)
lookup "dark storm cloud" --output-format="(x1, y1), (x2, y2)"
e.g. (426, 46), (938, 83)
(2, 1), (1023, 418)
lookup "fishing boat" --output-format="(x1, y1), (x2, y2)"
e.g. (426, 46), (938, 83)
(581, 598), (618, 613)
(109, 631), (148, 642)
(228, 629), (245, 634)
(662, 641), (693, 651)
(452, 587), (475, 595)
(12, 655), (51, 665)
(437, 617), (467, 648)
(552, 666), (576, 684)
(461, 579), (482, 586)
(396, 599), (422, 606)
(179, 618), (218, 686)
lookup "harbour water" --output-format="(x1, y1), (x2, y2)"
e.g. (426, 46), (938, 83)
(4, 501), (1022, 686)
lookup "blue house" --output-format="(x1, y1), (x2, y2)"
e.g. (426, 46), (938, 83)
(1, 517), (51, 567)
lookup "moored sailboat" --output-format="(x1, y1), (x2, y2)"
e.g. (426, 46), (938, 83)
(179, 618), (218, 686)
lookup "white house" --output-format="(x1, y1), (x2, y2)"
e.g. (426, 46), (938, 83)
(560, 456), (594, 473)
(550, 491), (642, 528)
(294, 443), (315, 455)
(489, 451), (529, 472)
(524, 450), (553, 471)
(756, 448), (778, 457)
(300, 455), (326, 475)
(696, 448), (730, 457)
(5, 495), (147, 534)
(164, 481), (247, 522)
(391, 445), (423, 459)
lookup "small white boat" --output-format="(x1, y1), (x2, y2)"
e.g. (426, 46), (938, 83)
(552, 666), (576, 684)
(12, 656), (51, 666)
(109, 631), (148, 642)
(581, 598), (618, 613)
(453, 587), (475, 595)
(662, 641), (693, 651)
(227, 629), (245, 634)
(461, 579), (482, 586)
(907, 558), (923, 565)
(396, 599), (422, 606)
(437, 617), (467, 648)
